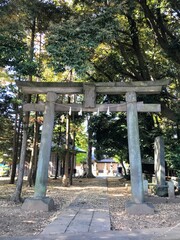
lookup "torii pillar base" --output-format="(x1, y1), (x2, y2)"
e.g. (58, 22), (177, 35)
(22, 197), (54, 212)
(125, 201), (154, 215)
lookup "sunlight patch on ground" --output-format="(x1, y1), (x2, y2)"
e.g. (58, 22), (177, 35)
(111, 193), (126, 197)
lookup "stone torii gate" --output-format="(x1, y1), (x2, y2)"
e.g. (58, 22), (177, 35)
(16, 80), (168, 213)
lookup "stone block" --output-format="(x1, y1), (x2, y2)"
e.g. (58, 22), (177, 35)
(83, 84), (96, 108)
(156, 185), (168, 197)
(22, 197), (54, 211)
(46, 92), (58, 102)
(168, 181), (175, 199)
(154, 136), (166, 186)
(125, 201), (154, 215)
(152, 176), (157, 184)
(143, 180), (148, 195)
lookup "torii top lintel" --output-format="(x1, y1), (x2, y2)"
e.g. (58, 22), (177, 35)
(16, 80), (169, 95)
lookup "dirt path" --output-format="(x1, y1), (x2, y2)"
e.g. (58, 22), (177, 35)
(0, 177), (180, 237)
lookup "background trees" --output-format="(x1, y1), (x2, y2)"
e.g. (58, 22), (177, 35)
(46, 0), (179, 173)
(0, 84), (20, 161)
(47, 1), (179, 81)
(0, 0), (179, 187)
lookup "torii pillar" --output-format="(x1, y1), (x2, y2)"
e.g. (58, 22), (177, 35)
(125, 92), (154, 214)
(16, 80), (169, 212)
(22, 92), (57, 211)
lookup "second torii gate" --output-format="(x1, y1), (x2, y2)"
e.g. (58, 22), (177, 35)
(17, 80), (169, 214)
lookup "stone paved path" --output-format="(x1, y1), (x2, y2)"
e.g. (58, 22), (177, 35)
(40, 178), (111, 237)
(1, 177), (180, 240)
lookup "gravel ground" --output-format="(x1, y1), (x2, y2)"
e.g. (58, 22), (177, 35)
(0, 177), (180, 237)
(108, 178), (180, 231)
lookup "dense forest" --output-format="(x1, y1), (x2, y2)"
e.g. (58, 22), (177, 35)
(0, 0), (179, 200)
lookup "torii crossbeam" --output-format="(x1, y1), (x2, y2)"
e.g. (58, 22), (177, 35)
(16, 80), (169, 213)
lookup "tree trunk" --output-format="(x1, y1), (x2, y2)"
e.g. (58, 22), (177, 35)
(127, 14), (151, 81)
(138, 0), (180, 64)
(32, 121), (39, 185)
(9, 110), (19, 184)
(177, 124), (180, 140)
(62, 114), (70, 187)
(54, 127), (62, 179)
(119, 158), (127, 176)
(54, 153), (59, 179)
(27, 148), (34, 187)
(11, 16), (36, 200)
(63, 151), (70, 186)
(61, 154), (65, 177)
(27, 100), (39, 186)
(69, 131), (75, 185)
(11, 112), (29, 202)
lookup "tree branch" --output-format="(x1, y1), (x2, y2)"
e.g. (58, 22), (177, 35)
(138, 0), (180, 64)
(116, 39), (144, 81)
(127, 15), (151, 81)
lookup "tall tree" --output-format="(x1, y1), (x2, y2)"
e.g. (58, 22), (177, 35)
(9, 0), (72, 201)
(0, 84), (19, 160)
(138, 0), (180, 65)
(0, 2), (27, 74)
(47, 1), (179, 82)
(46, 0), (179, 142)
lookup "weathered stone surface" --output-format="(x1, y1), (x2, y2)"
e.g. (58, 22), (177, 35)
(16, 79), (169, 94)
(83, 84), (96, 108)
(34, 93), (57, 198)
(168, 181), (175, 199)
(126, 92), (144, 203)
(156, 185), (168, 197)
(46, 92), (58, 102)
(22, 197), (54, 211)
(154, 136), (166, 186)
(125, 201), (154, 215)
(143, 180), (149, 195)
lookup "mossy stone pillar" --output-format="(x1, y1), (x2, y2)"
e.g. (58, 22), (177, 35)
(154, 136), (167, 197)
(126, 92), (144, 203)
(22, 92), (57, 211)
(34, 92), (57, 198)
(154, 136), (166, 186)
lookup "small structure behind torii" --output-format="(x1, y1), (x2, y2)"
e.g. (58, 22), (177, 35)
(16, 80), (169, 214)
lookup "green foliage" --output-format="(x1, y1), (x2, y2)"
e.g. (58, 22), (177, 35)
(0, 84), (22, 162)
(0, 0), (72, 78)
(0, 116), (14, 160)
(139, 0), (180, 64)
(0, 5), (28, 70)
(166, 143), (180, 171)
(46, 4), (127, 75)
(90, 112), (128, 161)
(75, 122), (88, 164)
(47, 0), (179, 84)
(17, 60), (38, 76)
(0, 84), (16, 117)
(163, 121), (180, 174)
(0, 0), (179, 173)
(0, 68), (14, 84)
(51, 113), (87, 164)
